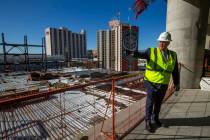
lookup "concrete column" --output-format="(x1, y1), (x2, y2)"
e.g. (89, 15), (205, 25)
(166, 0), (209, 88)
(205, 9), (210, 49)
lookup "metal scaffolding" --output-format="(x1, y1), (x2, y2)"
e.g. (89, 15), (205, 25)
(0, 33), (46, 72)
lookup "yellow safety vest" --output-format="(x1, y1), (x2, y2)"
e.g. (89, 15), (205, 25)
(144, 47), (177, 85)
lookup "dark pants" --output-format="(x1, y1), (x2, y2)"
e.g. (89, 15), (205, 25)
(144, 80), (168, 121)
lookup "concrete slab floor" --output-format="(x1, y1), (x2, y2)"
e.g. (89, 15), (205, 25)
(123, 89), (210, 140)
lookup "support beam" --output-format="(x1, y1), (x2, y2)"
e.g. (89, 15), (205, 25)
(2, 33), (6, 66)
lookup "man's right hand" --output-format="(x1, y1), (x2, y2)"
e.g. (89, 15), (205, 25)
(175, 85), (180, 91)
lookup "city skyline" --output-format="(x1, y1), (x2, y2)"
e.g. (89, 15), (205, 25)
(0, 0), (166, 54)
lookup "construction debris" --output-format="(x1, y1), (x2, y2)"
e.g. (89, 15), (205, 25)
(30, 71), (63, 81)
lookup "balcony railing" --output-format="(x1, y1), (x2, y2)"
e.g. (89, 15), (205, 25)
(0, 73), (175, 140)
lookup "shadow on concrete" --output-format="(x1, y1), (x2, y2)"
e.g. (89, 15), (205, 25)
(123, 133), (210, 140)
(161, 116), (210, 127)
(122, 116), (210, 139)
(165, 101), (210, 104)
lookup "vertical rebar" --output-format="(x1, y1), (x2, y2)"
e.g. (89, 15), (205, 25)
(2, 33), (7, 71)
(60, 92), (64, 139)
(24, 36), (29, 72)
(41, 38), (44, 71)
(3, 111), (8, 140)
(112, 78), (116, 140)
(93, 84), (96, 140)
(11, 107), (16, 140)
(63, 92), (66, 138)
(43, 37), (47, 72)
(129, 85), (131, 129)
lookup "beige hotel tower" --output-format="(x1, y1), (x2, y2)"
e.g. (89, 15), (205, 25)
(45, 27), (87, 61)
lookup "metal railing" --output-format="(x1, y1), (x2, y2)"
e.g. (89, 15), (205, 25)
(0, 73), (175, 140)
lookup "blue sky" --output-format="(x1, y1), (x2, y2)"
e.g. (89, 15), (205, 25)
(0, 0), (166, 53)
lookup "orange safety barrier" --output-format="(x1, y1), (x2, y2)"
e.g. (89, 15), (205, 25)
(0, 73), (175, 140)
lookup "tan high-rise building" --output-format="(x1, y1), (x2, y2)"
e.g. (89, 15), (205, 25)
(97, 30), (112, 69)
(97, 20), (139, 72)
(45, 27), (87, 61)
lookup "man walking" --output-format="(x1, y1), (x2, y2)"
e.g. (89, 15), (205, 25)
(128, 32), (180, 132)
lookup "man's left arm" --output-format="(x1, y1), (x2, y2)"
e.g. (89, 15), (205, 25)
(172, 55), (180, 91)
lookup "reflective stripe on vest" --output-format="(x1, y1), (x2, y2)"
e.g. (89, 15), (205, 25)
(144, 47), (176, 84)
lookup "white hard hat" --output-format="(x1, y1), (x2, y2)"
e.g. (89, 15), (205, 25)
(157, 32), (172, 42)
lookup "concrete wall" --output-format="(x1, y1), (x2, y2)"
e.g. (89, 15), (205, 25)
(166, 0), (209, 88)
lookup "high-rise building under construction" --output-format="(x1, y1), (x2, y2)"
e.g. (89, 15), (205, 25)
(97, 20), (139, 71)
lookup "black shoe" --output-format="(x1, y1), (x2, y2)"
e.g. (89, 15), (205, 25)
(154, 118), (162, 127)
(145, 121), (153, 132)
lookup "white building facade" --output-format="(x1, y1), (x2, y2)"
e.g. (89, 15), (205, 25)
(45, 27), (87, 61)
